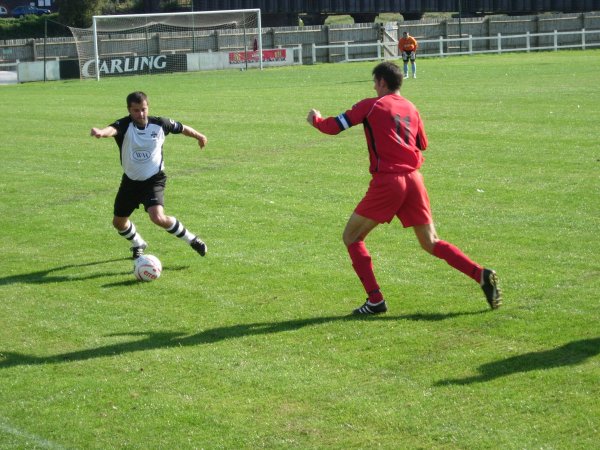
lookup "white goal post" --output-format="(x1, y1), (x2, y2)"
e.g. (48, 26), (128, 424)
(69, 9), (262, 81)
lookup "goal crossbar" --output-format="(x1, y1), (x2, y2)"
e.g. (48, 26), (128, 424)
(93, 9), (261, 20)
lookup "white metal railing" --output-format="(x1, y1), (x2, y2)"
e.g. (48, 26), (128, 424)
(281, 44), (303, 65)
(310, 29), (600, 64)
(312, 40), (385, 63)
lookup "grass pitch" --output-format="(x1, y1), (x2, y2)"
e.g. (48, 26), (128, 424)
(0, 51), (599, 448)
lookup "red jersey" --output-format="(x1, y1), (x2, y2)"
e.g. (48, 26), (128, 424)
(312, 94), (428, 174)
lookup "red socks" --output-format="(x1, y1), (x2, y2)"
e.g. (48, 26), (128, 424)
(347, 241), (384, 303)
(433, 240), (482, 282)
(347, 240), (481, 303)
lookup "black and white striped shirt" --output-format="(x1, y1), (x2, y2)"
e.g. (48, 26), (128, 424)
(110, 116), (183, 181)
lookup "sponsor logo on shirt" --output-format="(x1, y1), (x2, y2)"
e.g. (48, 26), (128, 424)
(132, 150), (152, 162)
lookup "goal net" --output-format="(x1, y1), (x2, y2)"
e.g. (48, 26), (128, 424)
(68, 9), (261, 80)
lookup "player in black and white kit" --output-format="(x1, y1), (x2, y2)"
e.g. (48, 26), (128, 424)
(91, 91), (208, 259)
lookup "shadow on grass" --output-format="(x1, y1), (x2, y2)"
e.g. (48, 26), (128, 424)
(101, 265), (191, 287)
(435, 337), (600, 386)
(0, 311), (480, 369)
(0, 259), (190, 287)
(0, 259), (131, 286)
(338, 79), (372, 84)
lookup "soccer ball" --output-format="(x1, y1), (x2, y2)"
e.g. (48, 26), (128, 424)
(134, 254), (162, 282)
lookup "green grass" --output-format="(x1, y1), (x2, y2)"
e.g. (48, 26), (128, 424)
(1, 51), (599, 448)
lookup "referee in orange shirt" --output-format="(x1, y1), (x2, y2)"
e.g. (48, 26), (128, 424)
(398, 31), (418, 79)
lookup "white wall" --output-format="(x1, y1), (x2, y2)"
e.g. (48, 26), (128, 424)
(17, 60), (59, 82)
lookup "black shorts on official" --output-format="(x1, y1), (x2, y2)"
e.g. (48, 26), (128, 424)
(402, 51), (416, 62)
(113, 171), (167, 217)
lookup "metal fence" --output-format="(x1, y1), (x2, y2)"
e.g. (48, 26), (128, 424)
(310, 28), (600, 63)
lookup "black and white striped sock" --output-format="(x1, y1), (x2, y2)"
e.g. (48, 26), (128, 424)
(118, 222), (146, 247)
(166, 219), (195, 244)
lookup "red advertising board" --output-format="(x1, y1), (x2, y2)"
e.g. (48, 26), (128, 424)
(228, 49), (287, 65)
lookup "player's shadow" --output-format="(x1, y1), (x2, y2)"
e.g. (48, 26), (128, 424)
(0, 311), (480, 369)
(0, 259), (190, 287)
(434, 337), (600, 386)
(338, 79), (372, 84)
(0, 258), (131, 286)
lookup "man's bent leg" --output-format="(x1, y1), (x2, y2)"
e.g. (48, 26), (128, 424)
(148, 205), (207, 256)
(414, 224), (501, 308)
(413, 223), (482, 282)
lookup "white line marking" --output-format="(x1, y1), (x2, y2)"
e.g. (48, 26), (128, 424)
(0, 419), (65, 449)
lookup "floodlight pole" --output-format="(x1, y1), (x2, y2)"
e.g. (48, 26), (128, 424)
(458, 0), (463, 52)
(43, 17), (47, 82)
(190, 0), (196, 53)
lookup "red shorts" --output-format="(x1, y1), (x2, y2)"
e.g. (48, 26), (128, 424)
(354, 171), (432, 227)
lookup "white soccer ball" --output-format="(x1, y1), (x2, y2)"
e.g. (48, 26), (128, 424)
(134, 254), (162, 282)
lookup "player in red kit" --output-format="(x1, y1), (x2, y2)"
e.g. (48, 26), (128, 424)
(307, 61), (501, 314)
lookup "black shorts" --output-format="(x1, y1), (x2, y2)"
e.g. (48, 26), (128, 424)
(113, 171), (167, 217)
(402, 50), (416, 62)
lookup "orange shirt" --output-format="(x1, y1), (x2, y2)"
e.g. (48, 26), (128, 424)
(398, 36), (418, 52)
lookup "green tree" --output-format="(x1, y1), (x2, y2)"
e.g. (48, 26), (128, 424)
(57, 0), (103, 28)
(143, 0), (161, 12)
